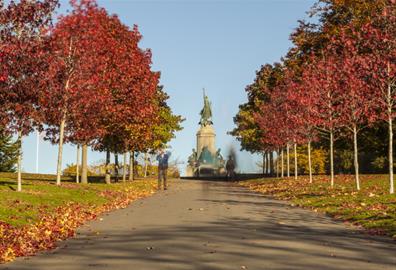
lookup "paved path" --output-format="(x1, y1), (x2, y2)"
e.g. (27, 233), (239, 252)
(2, 180), (396, 270)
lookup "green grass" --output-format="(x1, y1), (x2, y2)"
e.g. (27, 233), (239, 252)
(241, 174), (396, 237)
(0, 178), (155, 227)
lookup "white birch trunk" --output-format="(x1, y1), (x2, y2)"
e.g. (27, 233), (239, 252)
(388, 89), (394, 194)
(281, 148), (284, 178)
(81, 144), (88, 184)
(105, 149), (111, 184)
(330, 130), (335, 187)
(308, 140), (313, 183)
(294, 142), (298, 180)
(386, 61), (394, 194)
(17, 130), (22, 192)
(56, 116), (66, 186)
(286, 144), (290, 177)
(353, 124), (360, 190)
(76, 144), (80, 183)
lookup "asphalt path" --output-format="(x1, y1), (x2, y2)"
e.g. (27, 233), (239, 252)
(2, 179), (396, 270)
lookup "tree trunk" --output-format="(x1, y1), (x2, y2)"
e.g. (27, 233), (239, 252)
(16, 130), (22, 192)
(281, 148), (284, 178)
(266, 152), (270, 175)
(262, 151), (266, 175)
(270, 151), (274, 176)
(294, 142), (298, 180)
(76, 144), (80, 183)
(389, 113), (394, 194)
(105, 149), (111, 184)
(308, 140), (313, 183)
(115, 153), (119, 182)
(353, 124), (360, 190)
(81, 144), (88, 184)
(129, 151), (134, 181)
(330, 130), (335, 187)
(56, 117), (66, 186)
(122, 153), (127, 182)
(388, 78), (394, 194)
(276, 150), (279, 178)
(286, 143), (290, 177)
(144, 152), (148, 178)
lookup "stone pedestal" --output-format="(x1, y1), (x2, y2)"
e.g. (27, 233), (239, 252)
(196, 125), (216, 158)
(185, 165), (194, 177)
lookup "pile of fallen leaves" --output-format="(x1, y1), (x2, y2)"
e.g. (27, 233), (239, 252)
(0, 182), (156, 263)
(240, 175), (396, 239)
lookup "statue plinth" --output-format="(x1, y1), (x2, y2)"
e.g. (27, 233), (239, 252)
(196, 125), (216, 159)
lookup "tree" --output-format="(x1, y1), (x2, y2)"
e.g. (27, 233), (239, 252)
(331, 29), (379, 190)
(0, 0), (58, 191)
(41, 0), (121, 185)
(0, 127), (19, 172)
(231, 64), (284, 175)
(287, 69), (319, 183)
(359, 2), (396, 193)
(300, 50), (344, 187)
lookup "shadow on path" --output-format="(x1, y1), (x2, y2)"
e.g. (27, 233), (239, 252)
(2, 180), (395, 270)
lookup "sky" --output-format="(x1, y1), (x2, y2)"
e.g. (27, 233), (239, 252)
(20, 0), (316, 175)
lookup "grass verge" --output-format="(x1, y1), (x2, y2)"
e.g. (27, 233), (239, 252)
(240, 175), (396, 238)
(0, 178), (156, 263)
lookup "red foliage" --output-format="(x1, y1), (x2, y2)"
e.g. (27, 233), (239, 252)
(41, 0), (159, 149)
(0, 0), (58, 135)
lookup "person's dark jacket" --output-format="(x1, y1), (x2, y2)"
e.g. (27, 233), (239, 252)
(157, 152), (171, 170)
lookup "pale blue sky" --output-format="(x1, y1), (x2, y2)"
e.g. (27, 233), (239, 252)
(21, 0), (316, 174)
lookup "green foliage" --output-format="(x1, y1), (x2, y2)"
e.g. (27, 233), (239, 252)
(150, 86), (184, 151)
(0, 129), (19, 172)
(62, 163), (96, 176)
(289, 146), (327, 174)
(335, 149), (354, 172)
(371, 156), (386, 170)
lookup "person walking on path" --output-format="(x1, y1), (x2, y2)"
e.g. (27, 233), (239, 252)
(225, 155), (236, 180)
(156, 149), (171, 190)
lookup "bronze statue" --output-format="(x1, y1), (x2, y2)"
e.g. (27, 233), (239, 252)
(188, 148), (197, 166)
(199, 89), (213, 126)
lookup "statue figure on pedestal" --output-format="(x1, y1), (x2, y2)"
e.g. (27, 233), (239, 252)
(188, 148), (197, 166)
(199, 89), (213, 127)
(216, 148), (225, 167)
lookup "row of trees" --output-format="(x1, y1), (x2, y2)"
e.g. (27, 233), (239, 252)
(0, 0), (183, 191)
(231, 0), (395, 193)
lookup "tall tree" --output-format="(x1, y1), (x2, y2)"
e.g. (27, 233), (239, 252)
(0, 0), (58, 191)
(42, 0), (117, 185)
(359, 1), (396, 193)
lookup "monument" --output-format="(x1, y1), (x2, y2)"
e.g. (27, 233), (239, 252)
(186, 90), (226, 177)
